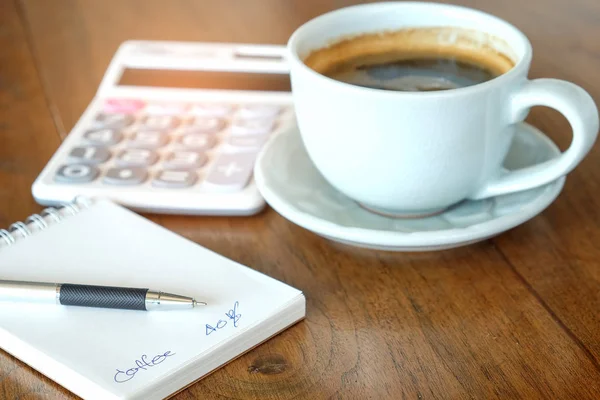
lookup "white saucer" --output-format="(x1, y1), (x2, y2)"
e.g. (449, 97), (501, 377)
(254, 123), (565, 251)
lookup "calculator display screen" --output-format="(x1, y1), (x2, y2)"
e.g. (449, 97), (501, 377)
(118, 69), (292, 92)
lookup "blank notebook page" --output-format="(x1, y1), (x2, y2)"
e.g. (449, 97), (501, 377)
(0, 198), (304, 399)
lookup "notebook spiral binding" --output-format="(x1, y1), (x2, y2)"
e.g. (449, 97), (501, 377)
(0, 197), (92, 248)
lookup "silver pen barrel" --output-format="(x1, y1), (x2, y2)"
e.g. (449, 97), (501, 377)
(0, 280), (59, 304)
(145, 291), (197, 310)
(0, 280), (205, 311)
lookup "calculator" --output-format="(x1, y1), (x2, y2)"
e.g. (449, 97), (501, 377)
(31, 40), (294, 215)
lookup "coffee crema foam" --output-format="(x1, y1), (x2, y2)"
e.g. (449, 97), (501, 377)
(303, 27), (516, 92)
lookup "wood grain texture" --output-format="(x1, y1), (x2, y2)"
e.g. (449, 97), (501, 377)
(0, 0), (598, 398)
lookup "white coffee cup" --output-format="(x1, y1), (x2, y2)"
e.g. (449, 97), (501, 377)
(287, 2), (599, 217)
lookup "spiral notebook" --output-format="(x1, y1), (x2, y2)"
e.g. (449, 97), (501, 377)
(0, 198), (305, 400)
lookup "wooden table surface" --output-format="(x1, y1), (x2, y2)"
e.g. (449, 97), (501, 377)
(2, 0), (600, 398)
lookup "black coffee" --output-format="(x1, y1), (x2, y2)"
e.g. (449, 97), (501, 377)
(327, 57), (498, 92)
(304, 27), (515, 92)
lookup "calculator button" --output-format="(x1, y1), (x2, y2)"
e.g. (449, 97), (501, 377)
(103, 167), (147, 185)
(227, 135), (269, 150)
(116, 149), (158, 167)
(144, 102), (188, 115)
(178, 134), (217, 151)
(139, 115), (181, 130)
(84, 129), (124, 145)
(68, 146), (111, 164)
(230, 118), (276, 136)
(163, 151), (207, 170)
(189, 104), (233, 117)
(92, 113), (135, 130)
(152, 170), (198, 188)
(128, 131), (169, 149)
(238, 105), (281, 119)
(203, 152), (257, 192)
(103, 99), (145, 114)
(183, 117), (226, 134)
(54, 164), (99, 183)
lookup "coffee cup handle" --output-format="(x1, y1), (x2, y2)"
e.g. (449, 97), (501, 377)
(469, 78), (599, 200)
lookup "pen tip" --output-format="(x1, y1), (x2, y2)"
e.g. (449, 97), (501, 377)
(193, 300), (207, 307)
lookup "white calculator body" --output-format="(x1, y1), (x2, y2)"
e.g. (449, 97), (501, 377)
(32, 40), (293, 215)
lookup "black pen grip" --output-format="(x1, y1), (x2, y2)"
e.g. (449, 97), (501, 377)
(59, 284), (148, 310)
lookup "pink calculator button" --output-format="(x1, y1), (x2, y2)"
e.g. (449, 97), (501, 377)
(104, 98), (145, 113)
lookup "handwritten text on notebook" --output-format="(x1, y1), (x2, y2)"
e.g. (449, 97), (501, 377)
(113, 351), (175, 383)
(113, 301), (242, 383)
(206, 301), (242, 335)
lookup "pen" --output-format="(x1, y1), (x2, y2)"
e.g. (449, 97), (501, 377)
(0, 280), (207, 311)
